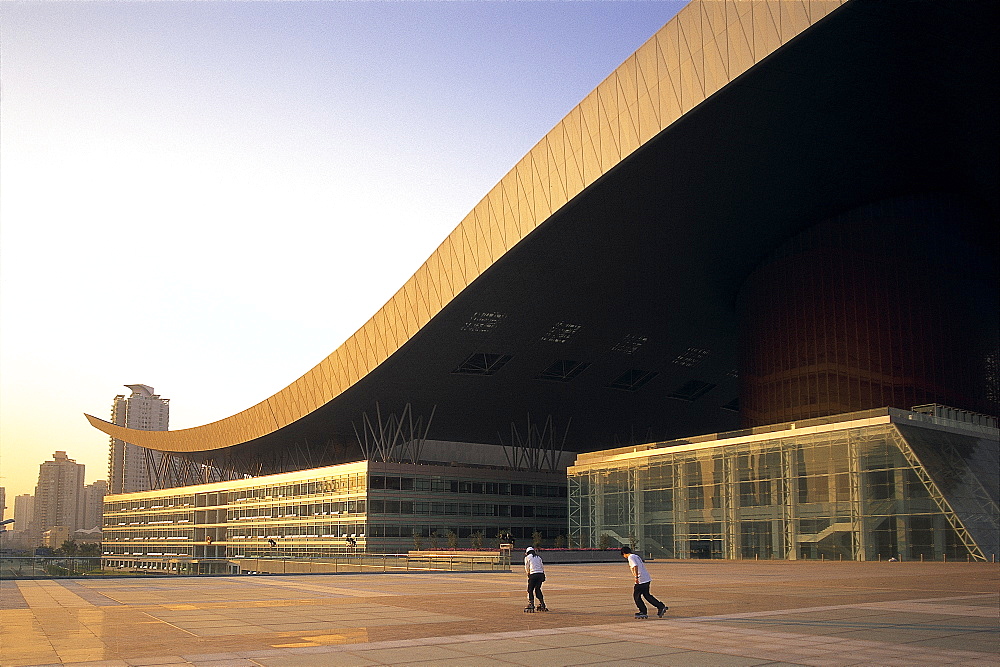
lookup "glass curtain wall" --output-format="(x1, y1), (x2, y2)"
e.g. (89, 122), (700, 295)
(103, 460), (569, 565)
(569, 414), (997, 561)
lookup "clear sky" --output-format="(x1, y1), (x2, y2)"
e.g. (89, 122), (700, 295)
(0, 0), (685, 508)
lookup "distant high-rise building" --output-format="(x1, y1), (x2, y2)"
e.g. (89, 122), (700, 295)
(13, 494), (34, 534)
(0, 486), (6, 521)
(82, 480), (108, 531)
(33, 451), (85, 533)
(108, 384), (170, 494)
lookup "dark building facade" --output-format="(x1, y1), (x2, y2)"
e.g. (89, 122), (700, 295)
(740, 195), (997, 426)
(90, 1), (996, 559)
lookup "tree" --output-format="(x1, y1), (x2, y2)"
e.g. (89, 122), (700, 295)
(553, 534), (566, 549)
(412, 530), (424, 551)
(57, 540), (79, 556)
(532, 531), (543, 548)
(598, 533), (611, 550)
(470, 531), (484, 549)
(446, 530), (458, 550)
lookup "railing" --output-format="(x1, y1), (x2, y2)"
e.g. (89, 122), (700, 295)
(1, 556), (105, 579)
(0, 552), (510, 579)
(234, 552), (509, 575)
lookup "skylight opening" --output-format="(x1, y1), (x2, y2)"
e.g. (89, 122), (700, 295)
(537, 360), (590, 383)
(668, 379), (717, 401)
(607, 369), (658, 391)
(452, 352), (513, 376)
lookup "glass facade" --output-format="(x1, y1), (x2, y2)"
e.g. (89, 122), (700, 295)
(102, 461), (566, 565)
(569, 408), (998, 561)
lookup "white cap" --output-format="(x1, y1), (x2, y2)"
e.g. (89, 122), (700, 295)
(525, 547), (535, 554)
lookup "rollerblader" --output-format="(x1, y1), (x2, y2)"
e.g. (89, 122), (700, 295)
(523, 547), (548, 612)
(621, 546), (666, 619)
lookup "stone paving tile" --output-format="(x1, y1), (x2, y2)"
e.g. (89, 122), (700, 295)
(511, 633), (618, 648)
(635, 650), (773, 666)
(573, 640), (690, 659)
(442, 638), (552, 654)
(401, 659), (520, 667)
(250, 654), (380, 667)
(3, 563), (998, 666)
(490, 646), (624, 667)
(120, 657), (190, 666)
(349, 644), (471, 663)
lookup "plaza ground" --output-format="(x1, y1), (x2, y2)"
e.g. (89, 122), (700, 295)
(1, 561), (997, 666)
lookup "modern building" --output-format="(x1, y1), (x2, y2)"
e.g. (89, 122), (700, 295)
(0, 486), (5, 522)
(82, 480), (109, 531)
(12, 494), (34, 536)
(569, 406), (997, 561)
(89, 0), (997, 560)
(33, 451), (85, 534)
(108, 385), (170, 494)
(102, 457), (566, 570)
(41, 526), (71, 550)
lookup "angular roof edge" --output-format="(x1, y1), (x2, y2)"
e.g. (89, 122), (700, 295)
(87, 0), (848, 453)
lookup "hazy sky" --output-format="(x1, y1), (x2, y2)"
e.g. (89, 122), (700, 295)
(0, 0), (685, 506)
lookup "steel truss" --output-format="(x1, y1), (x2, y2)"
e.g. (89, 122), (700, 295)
(499, 414), (570, 473)
(889, 427), (988, 561)
(353, 403), (435, 464)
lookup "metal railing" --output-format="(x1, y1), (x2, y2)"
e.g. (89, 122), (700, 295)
(1, 556), (105, 579)
(1, 552), (511, 579)
(234, 552), (509, 575)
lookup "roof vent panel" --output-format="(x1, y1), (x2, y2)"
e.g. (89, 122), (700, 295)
(669, 379), (717, 401)
(452, 353), (513, 376)
(607, 369), (658, 391)
(537, 360), (590, 382)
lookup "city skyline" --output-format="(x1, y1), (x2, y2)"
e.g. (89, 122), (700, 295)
(0, 1), (686, 499)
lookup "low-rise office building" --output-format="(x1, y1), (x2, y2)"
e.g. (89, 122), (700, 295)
(568, 407), (997, 561)
(102, 460), (566, 569)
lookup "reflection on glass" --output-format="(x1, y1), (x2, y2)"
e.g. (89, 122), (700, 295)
(569, 410), (998, 561)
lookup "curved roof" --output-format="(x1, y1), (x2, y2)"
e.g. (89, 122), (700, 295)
(87, 0), (998, 459)
(88, 0), (849, 453)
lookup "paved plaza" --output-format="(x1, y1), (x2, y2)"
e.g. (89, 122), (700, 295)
(1, 561), (997, 666)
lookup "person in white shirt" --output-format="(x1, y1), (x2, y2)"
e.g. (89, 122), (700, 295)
(523, 547), (548, 612)
(621, 546), (667, 618)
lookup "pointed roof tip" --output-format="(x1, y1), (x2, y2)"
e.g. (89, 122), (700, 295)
(85, 413), (111, 427)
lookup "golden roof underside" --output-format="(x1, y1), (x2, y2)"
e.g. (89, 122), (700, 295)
(86, 1), (846, 452)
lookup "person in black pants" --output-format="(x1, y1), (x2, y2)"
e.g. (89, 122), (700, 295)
(523, 547), (548, 612)
(621, 546), (667, 618)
